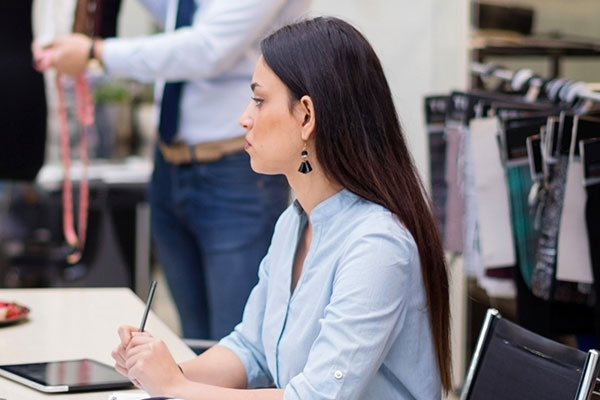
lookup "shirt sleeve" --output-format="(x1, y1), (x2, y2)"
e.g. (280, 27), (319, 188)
(218, 254), (274, 389)
(284, 228), (418, 400)
(102, 0), (286, 81)
(138, 0), (168, 27)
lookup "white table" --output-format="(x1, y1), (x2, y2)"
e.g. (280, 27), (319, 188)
(0, 288), (195, 400)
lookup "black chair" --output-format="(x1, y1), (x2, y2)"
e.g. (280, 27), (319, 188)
(461, 308), (600, 400)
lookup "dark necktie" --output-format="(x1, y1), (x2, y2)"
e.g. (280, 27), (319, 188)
(158, 0), (196, 143)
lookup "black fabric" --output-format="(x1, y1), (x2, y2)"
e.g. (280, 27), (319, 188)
(424, 96), (449, 236)
(587, 183), (600, 347)
(0, 1), (46, 181)
(98, 0), (122, 38)
(515, 256), (595, 337)
(467, 317), (587, 400)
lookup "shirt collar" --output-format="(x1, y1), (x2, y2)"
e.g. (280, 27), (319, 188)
(292, 189), (360, 225)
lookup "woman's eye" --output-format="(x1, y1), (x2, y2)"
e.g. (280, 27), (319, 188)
(251, 96), (264, 105)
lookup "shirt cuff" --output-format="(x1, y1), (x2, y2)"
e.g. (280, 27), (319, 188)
(284, 370), (345, 400)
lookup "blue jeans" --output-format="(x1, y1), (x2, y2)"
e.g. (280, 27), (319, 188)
(149, 148), (289, 339)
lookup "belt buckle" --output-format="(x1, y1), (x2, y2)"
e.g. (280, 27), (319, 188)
(188, 145), (197, 163)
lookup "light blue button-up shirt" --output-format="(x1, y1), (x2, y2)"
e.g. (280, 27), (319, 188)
(102, 0), (310, 144)
(220, 189), (441, 399)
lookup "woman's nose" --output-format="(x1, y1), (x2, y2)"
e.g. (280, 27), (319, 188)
(239, 102), (253, 130)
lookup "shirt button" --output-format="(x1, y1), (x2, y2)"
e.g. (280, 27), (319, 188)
(334, 370), (343, 380)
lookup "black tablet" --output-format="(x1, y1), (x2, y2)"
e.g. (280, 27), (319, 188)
(0, 358), (133, 393)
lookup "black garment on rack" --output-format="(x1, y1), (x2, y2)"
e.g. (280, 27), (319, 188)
(515, 262), (595, 338)
(424, 96), (450, 236)
(579, 120), (600, 347)
(0, 2), (47, 181)
(588, 182), (600, 346)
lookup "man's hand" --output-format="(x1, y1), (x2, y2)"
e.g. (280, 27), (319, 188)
(46, 33), (93, 76)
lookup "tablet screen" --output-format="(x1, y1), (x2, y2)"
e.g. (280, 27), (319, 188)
(0, 359), (133, 393)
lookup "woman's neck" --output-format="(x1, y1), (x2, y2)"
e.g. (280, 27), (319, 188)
(286, 168), (343, 216)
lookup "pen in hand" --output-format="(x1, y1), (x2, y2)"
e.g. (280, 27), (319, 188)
(139, 280), (157, 332)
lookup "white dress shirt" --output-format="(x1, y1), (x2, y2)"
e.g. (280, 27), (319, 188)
(102, 0), (310, 144)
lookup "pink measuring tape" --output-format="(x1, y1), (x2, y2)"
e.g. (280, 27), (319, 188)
(55, 74), (92, 264)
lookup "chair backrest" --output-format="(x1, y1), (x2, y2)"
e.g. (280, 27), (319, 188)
(461, 308), (600, 400)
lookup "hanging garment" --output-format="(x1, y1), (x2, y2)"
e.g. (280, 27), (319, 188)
(532, 113), (593, 305)
(582, 138), (600, 346)
(515, 253), (595, 337)
(556, 116), (600, 284)
(461, 114), (515, 297)
(532, 117), (571, 300)
(501, 116), (551, 289)
(441, 91), (545, 255)
(424, 96), (450, 237)
(470, 117), (516, 269)
(443, 120), (467, 254)
(0, 2), (47, 181)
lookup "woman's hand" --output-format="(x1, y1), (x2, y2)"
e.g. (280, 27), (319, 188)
(124, 333), (186, 396)
(111, 325), (143, 388)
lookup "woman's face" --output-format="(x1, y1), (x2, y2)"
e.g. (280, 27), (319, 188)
(239, 56), (307, 176)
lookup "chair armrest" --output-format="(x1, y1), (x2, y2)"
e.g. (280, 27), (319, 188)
(182, 338), (218, 354)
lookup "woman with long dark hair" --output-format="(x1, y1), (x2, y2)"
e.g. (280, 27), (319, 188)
(112, 16), (452, 399)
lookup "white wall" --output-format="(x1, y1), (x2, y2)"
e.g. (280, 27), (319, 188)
(117, 0), (156, 37)
(310, 0), (469, 185)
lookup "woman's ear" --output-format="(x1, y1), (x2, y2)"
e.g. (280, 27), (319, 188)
(298, 95), (315, 141)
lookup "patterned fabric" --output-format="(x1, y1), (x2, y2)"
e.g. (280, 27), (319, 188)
(531, 156), (566, 300)
(532, 156), (593, 305)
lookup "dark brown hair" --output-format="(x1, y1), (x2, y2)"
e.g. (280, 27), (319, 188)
(261, 17), (452, 392)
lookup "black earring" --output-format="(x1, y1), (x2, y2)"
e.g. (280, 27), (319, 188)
(298, 145), (312, 174)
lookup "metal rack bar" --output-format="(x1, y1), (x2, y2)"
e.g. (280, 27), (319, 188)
(471, 62), (600, 103)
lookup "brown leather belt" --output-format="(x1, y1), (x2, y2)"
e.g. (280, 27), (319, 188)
(159, 136), (246, 164)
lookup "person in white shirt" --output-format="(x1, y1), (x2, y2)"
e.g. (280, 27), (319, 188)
(42, 0), (310, 340)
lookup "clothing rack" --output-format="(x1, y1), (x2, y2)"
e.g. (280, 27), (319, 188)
(471, 62), (600, 103)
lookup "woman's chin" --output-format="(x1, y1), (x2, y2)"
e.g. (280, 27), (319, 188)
(249, 159), (266, 174)
(249, 160), (280, 176)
